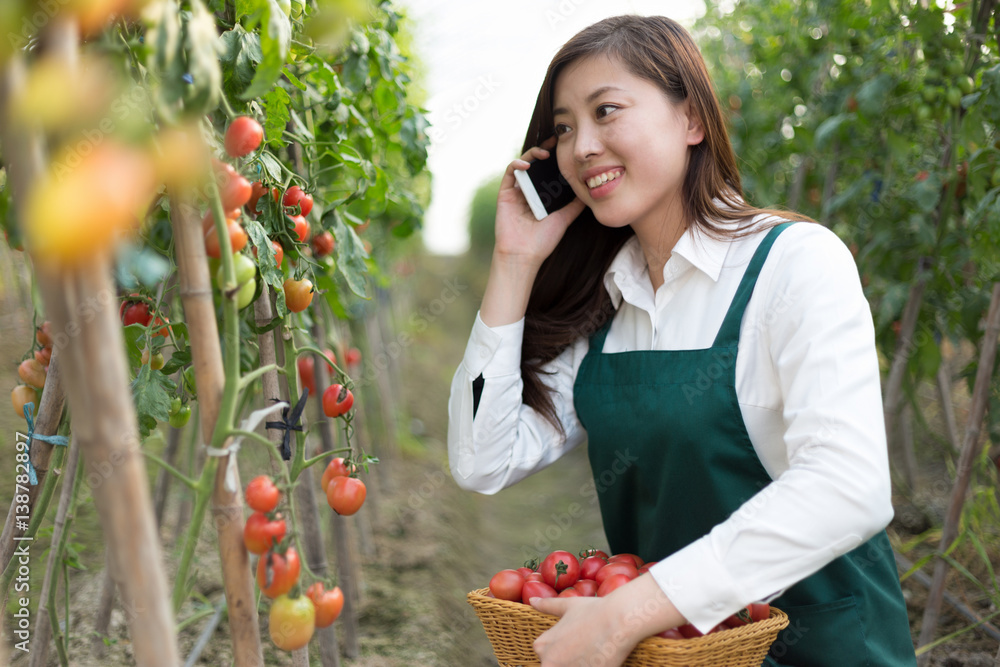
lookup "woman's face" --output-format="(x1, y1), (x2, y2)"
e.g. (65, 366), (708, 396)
(551, 55), (704, 232)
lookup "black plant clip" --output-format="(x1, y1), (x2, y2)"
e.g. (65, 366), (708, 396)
(266, 388), (309, 460)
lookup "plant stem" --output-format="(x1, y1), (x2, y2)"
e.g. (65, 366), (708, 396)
(170, 461), (217, 614)
(143, 451), (198, 489)
(239, 363), (283, 390)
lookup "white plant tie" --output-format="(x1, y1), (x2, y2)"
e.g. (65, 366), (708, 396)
(205, 401), (289, 493)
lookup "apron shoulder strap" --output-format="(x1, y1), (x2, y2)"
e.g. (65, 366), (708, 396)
(711, 221), (796, 348)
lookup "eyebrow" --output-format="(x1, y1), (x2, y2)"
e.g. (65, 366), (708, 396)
(552, 86), (625, 117)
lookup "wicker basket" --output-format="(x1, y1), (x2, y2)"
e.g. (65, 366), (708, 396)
(467, 588), (789, 667)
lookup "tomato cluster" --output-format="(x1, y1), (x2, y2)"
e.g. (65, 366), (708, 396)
(242, 474), (345, 651)
(10, 322), (54, 418)
(486, 548), (770, 640)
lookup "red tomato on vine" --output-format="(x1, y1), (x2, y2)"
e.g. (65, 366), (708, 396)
(224, 116), (263, 158)
(310, 231), (334, 257)
(243, 512), (286, 555)
(289, 215), (310, 243)
(257, 547), (301, 598)
(120, 298), (152, 327)
(320, 457), (355, 492)
(322, 384), (353, 418)
(11, 385), (37, 418)
(204, 220), (248, 259)
(246, 476), (280, 513)
(282, 186), (314, 216)
(326, 476), (366, 515)
(306, 583), (344, 628)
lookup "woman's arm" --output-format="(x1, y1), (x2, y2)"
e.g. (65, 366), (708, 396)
(447, 312), (589, 494)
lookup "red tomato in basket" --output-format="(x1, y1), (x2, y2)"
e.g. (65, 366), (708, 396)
(638, 561), (657, 574)
(608, 553), (644, 568)
(657, 628), (685, 640)
(580, 555), (607, 581)
(724, 602), (770, 627)
(574, 579), (598, 597)
(677, 624), (703, 639)
(516, 567), (535, 578)
(522, 580), (557, 604)
(596, 573), (631, 597)
(557, 587), (581, 598)
(595, 562), (638, 585)
(489, 569), (525, 602)
(579, 548), (609, 560)
(540, 550), (580, 591)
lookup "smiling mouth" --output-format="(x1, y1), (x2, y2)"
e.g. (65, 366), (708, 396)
(586, 170), (623, 189)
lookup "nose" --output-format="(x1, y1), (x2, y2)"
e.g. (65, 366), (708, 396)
(572, 121), (602, 162)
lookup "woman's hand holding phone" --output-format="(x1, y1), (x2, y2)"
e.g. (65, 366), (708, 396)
(495, 143), (585, 268)
(480, 143), (585, 328)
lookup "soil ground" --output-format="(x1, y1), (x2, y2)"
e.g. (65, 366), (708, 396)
(0, 247), (997, 665)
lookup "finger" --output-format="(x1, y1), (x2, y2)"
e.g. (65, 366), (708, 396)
(530, 596), (571, 617)
(500, 158), (532, 191)
(539, 136), (557, 151)
(518, 145), (551, 163)
(550, 197), (586, 227)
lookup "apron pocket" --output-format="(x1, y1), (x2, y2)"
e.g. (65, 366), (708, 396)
(766, 595), (869, 667)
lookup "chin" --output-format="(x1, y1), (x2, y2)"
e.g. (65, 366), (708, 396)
(589, 205), (635, 230)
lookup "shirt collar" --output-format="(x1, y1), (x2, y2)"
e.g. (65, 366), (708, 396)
(602, 222), (737, 309)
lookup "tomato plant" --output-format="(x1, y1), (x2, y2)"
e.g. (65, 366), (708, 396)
(289, 214), (310, 243)
(34, 347), (52, 367)
(168, 405), (191, 429)
(269, 593), (315, 651)
(204, 220), (248, 259)
(306, 583), (344, 628)
(224, 116), (263, 158)
(256, 547), (301, 598)
(326, 476), (366, 516)
(243, 512), (287, 555)
(298, 349), (336, 396)
(322, 384), (353, 418)
(246, 476), (280, 513)
(120, 299), (152, 327)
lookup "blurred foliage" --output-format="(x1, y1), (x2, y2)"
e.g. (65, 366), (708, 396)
(467, 173), (503, 259)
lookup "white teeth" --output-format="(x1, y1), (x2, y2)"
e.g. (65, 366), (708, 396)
(587, 170), (622, 189)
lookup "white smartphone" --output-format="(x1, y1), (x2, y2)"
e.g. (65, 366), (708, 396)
(514, 153), (575, 220)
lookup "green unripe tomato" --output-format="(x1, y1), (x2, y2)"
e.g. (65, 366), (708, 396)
(957, 76), (974, 95)
(183, 366), (197, 395)
(916, 104), (933, 122)
(169, 397), (182, 416)
(217, 253), (257, 289)
(169, 405), (191, 429)
(920, 86), (938, 103)
(991, 166), (1000, 188)
(236, 277), (257, 310)
(945, 59), (964, 77)
(946, 87), (963, 108)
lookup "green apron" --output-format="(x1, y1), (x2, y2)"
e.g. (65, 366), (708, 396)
(572, 223), (916, 666)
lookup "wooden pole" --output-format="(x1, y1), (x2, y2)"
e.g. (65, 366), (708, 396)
(153, 425), (185, 529)
(916, 282), (1000, 663)
(171, 195), (263, 666)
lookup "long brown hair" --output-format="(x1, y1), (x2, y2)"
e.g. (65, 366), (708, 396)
(520, 15), (812, 435)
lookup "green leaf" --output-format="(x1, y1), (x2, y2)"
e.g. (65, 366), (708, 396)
(855, 72), (893, 116)
(219, 25), (262, 99)
(161, 347), (192, 376)
(243, 0), (292, 100)
(330, 210), (369, 299)
(132, 366), (177, 438)
(122, 324), (147, 369)
(258, 151), (284, 183)
(262, 86), (291, 147)
(282, 66), (307, 91)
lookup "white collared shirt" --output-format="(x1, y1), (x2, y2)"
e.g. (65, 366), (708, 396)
(447, 219), (894, 633)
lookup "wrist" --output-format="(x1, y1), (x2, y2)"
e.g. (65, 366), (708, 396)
(603, 574), (686, 645)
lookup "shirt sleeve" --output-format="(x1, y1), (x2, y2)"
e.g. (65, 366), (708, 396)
(447, 311), (589, 495)
(650, 224), (895, 633)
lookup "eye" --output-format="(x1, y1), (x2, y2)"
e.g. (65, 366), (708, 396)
(553, 123), (571, 137)
(596, 104), (618, 119)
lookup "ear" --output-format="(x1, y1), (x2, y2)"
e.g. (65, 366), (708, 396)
(682, 100), (705, 146)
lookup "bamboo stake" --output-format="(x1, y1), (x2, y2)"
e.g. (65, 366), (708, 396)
(935, 360), (962, 455)
(916, 282), (1000, 663)
(28, 438), (80, 667)
(170, 194), (263, 666)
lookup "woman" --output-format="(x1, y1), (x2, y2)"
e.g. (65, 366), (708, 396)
(447, 15), (916, 666)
